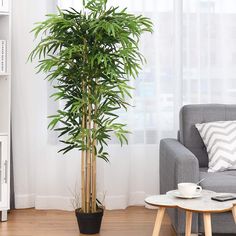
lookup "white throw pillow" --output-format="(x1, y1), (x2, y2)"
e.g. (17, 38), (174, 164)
(195, 120), (236, 172)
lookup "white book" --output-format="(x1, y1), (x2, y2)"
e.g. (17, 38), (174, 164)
(0, 0), (9, 12)
(0, 40), (7, 73)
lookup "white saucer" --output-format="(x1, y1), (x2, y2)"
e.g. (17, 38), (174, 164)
(167, 190), (202, 199)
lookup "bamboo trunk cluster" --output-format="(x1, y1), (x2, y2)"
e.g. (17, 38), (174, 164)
(81, 81), (97, 213)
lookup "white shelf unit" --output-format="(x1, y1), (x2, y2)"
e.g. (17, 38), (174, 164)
(0, 0), (11, 222)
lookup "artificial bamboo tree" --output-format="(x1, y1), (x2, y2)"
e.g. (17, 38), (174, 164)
(29, 0), (153, 215)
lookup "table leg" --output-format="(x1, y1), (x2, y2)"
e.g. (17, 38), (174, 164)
(203, 213), (212, 236)
(232, 205), (236, 224)
(185, 211), (192, 236)
(152, 207), (166, 236)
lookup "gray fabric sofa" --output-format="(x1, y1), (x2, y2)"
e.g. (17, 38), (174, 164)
(160, 104), (236, 235)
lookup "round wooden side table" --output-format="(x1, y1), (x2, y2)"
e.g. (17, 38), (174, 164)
(145, 190), (236, 236)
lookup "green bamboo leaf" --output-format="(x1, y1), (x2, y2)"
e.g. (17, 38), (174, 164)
(29, 0), (153, 165)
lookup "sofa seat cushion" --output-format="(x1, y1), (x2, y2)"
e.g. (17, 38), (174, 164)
(200, 168), (236, 193)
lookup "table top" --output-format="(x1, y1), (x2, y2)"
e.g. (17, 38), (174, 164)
(145, 190), (236, 213)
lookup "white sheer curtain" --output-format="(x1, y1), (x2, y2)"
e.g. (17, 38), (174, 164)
(12, 0), (236, 210)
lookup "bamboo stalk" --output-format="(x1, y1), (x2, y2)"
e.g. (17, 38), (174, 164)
(86, 87), (92, 213)
(92, 120), (97, 212)
(81, 127), (85, 211)
(81, 82), (86, 212)
(85, 148), (90, 212)
(92, 79), (98, 213)
(85, 123), (91, 212)
(83, 39), (91, 213)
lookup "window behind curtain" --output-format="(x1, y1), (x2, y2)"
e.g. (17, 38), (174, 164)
(54, 0), (236, 146)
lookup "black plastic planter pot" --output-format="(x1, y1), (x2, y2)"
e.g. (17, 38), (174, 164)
(75, 208), (104, 234)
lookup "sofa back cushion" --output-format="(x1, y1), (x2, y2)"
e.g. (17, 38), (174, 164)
(179, 104), (236, 167)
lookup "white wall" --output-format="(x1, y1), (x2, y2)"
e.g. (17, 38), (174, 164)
(12, 0), (48, 207)
(11, 0), (79, 209)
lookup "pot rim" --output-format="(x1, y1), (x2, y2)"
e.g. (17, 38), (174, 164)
(75, 207), (104, 214)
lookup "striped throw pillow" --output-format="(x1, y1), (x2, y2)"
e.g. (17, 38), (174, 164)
(195, 120), (236, 172)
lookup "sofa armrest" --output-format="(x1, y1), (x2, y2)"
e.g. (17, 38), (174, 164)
(160, 138), (200, 194)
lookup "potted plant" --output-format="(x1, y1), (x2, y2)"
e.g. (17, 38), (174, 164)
(29, 0), (153, 234)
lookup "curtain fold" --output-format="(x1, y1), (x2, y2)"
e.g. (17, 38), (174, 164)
(12, 0), (236, 210)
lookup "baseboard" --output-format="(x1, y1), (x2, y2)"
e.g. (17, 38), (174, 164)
(15, 192), (154, 211)
(15, 194), (35, 209)
(15, 194), (74, 210)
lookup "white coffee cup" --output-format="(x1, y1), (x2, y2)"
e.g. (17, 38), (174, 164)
(178, 183), (202, 196)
